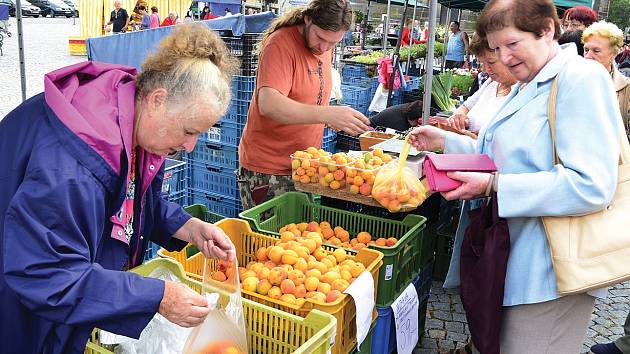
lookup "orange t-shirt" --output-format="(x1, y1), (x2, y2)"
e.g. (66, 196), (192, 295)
(238, 25), (332, 175)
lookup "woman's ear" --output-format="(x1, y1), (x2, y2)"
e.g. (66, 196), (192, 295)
(146, 88), (168, 117)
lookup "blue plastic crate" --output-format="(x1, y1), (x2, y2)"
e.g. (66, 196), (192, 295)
(188, 162), (239, 199)
(162, 158), (186, 201)
(231, 75), (256, 97)
(371, 263), (433, 354)
(144, 241), (161, 261)
(322, 127), (337, 153)
(404, 76), (422, 92)
(200, 121), (245, 148)
(341, 85), (370, 107)
(342, 64), (369, 80)
(186, 142), (239, 171)
(187, 189), (242, 217)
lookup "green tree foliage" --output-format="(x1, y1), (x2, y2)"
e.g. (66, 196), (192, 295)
(608, 0), (630, 31)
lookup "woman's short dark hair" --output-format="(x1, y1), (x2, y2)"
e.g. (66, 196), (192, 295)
(469, 34), (492, 56)
(477, 0), (561, 40)
(138, 5), (146, 11)
(558, 30), (584, 56)
(150, 6), (157, 13)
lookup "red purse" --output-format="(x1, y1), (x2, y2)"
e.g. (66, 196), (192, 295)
(423, 154), (497, 192)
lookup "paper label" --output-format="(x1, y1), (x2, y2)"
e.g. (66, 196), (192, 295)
(343, 271), (375, 351)
(391, 283), (420, 354)
(385, 264), (393, 281)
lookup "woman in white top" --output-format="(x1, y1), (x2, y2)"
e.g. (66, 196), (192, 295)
(446, 35), (518, 134)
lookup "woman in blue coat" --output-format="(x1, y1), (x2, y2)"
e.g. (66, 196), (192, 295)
(410, 0), (622, 352)
(0, 23), (239, 353)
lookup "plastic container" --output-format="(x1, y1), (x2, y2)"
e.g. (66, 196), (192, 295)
(238, 192), (429, 306)
(335, 131), (361, 152)
(358, 131), (400, 151)
(186, 142), (239, 171)
(85, 258), (337, 354)
(162, 158), (186, 204)
(200, 121), (245, 148)
(159, 219), (383, 354)
(370, 263), (433, 354)
(188, 163), (239, 200)
(187, 189), (242, 217)
(290, 153), (324, 185)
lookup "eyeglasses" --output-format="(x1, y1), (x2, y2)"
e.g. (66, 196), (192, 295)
(564, 21), (584, 30)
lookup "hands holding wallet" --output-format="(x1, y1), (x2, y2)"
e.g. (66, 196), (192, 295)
(409, 126), (498, 200)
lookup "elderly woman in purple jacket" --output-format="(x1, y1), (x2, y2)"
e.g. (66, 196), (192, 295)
(0, 24), (239, 353)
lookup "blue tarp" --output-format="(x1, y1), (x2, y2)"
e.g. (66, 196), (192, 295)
(0, 4), (9, 21)
(86, 12), (276, 70)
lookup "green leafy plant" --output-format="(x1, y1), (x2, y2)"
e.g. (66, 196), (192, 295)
(431, 71), (458, 112)
(451, 74), (476, 96)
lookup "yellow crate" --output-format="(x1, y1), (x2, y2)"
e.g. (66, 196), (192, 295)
(159, 218), (383, 354)
(84, 258), (336, 354)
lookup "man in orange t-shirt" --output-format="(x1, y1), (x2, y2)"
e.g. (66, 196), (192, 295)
(237, 0), (370, 209)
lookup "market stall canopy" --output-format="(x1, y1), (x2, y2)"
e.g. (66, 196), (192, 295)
(437, 0), (593, 11)
(86, 12), (276, 70)
(373, 0), (428, 8)
(197, 0), (242, 18)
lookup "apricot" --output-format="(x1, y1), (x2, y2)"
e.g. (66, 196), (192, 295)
(359, 183), (372, 196)
(256, 279), (272, 295)
(325, 254), (338, 266)
(312, 261), (328, 274)
(386, 237), (398, 247)
(337, 230), (350, 242)
(268, 267), (288, 286)
(322, 271), (342, 284)
(268, 246), (285, 264)
(307, 221), (319, 232)
(300, 239), (317, 254)
(331, 279), (350, 292)
(317, 282), (332, 295)
(305, 268), (322, 280)
(326, 289), (342, 303)
(241, 270), (257, 280)
(340, 270), (352, 282)
(375, 238), (387, 246)
(257, 267), (270, 280)
(212, 271), (227, 282)
(320, 258), (334, 270)
(353, 175), (364, 186)
(352, 243), (366, 251)
(288, 269), (306, 286)
(319, 221), (331, 229)
(313, 248), (327, 261)
(333, 248), (347, 263)
(349, 262), (366, 277)
(295, 246), (310, 260)
(306, 232), (323, 248)
(304, 276), (320, 291)
(280, 279), (296, 295)
(294, 258), (309, 272)
(328, 236), (341, 245)
(333, 169), (345, 181)
(280, 231), (295, 243)
(350, 185), (360, 194)
(255, 247), (268, 262)
(268, 286), (282, 299)
(306, 291), (327, 303)
(237, 267), (247, 280)
(279, 293), (297, 305)
(299, 175), (311, 184)
(263, 261), (277, 269)
(297, 223), (308, 232)
(356, 232), (372, 244)
(281, 250), (299, 265)
(294, 284), (307, 298)
(242, 277), (259, 292)
(318, 166), (329, 177)
(329, 180), (341, 190)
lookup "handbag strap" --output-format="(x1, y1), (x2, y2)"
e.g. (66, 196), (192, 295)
(547, 73), (630, 166)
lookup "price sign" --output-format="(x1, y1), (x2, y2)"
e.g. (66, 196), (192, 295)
(391, 283), (419, 354)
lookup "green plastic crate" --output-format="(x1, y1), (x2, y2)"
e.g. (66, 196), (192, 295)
(85, 259), (337, 354)
(183, 204), (226, 258)
(239, 192), (429, 307)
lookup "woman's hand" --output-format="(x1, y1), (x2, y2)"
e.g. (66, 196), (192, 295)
(446, 112), (469, 131)
(441, 172), (492, 200)
(175, 218), (235, 261)
(408, 125), (446, 151)
(159, 281), (209, 327)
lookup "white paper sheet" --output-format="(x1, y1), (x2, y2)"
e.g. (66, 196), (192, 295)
(343, 271), (375, 351)
(391, 282), (420, 354)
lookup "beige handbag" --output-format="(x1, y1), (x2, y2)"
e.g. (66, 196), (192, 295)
(543, 74), (630, 295)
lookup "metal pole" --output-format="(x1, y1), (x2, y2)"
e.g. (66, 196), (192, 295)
(361, 0), (370, 50)
(406, 0), (418, 73)
(383, 0), (391, 51)
(15, 0), (26, 102)
(421, 0), (437, 125)
(386, 0), (409, 107)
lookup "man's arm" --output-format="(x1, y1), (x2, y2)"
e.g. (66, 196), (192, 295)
(123, 9), (130, 31)
(462, 32), (470, 61)
(258, 87), (370, 136)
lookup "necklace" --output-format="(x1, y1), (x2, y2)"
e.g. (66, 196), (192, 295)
(496, 83), (512, 97)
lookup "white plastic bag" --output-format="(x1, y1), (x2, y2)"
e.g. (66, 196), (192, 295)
(369, 83), (389, 113)
(182, 257), (248, 354)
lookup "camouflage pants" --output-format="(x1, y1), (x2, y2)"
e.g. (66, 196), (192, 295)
(236, 164), (296, 210)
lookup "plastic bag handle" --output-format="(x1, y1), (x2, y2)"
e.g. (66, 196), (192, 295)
(397, 134), (412, 174)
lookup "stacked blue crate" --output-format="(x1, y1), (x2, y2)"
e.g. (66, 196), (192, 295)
(321, 127), (336, 153)
(341, 84), (370, 115)
(186, 76), (256, 217)
(162, 158), (187, 205)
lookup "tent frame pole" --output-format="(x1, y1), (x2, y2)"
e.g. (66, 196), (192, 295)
(385, 0), (409, 107)
(421, 0), (438, 125)
(15, 0), (26, 102)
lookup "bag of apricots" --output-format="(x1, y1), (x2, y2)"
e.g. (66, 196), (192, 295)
(372, 136), (427, 213)
(183, 257), (248, 354)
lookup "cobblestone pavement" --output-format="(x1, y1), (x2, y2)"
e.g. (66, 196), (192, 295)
(3, 16), (630, 354)
(414, 281), (630, 353)
(0, 17), (83, 119)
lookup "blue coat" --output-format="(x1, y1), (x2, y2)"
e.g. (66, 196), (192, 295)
(0, 63), (191, 353)
(445, 44), (622, 306)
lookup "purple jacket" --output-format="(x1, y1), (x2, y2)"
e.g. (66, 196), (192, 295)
(0, 61), (191, 353)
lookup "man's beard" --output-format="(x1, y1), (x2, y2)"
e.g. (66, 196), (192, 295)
(303, 23), (323, 55)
